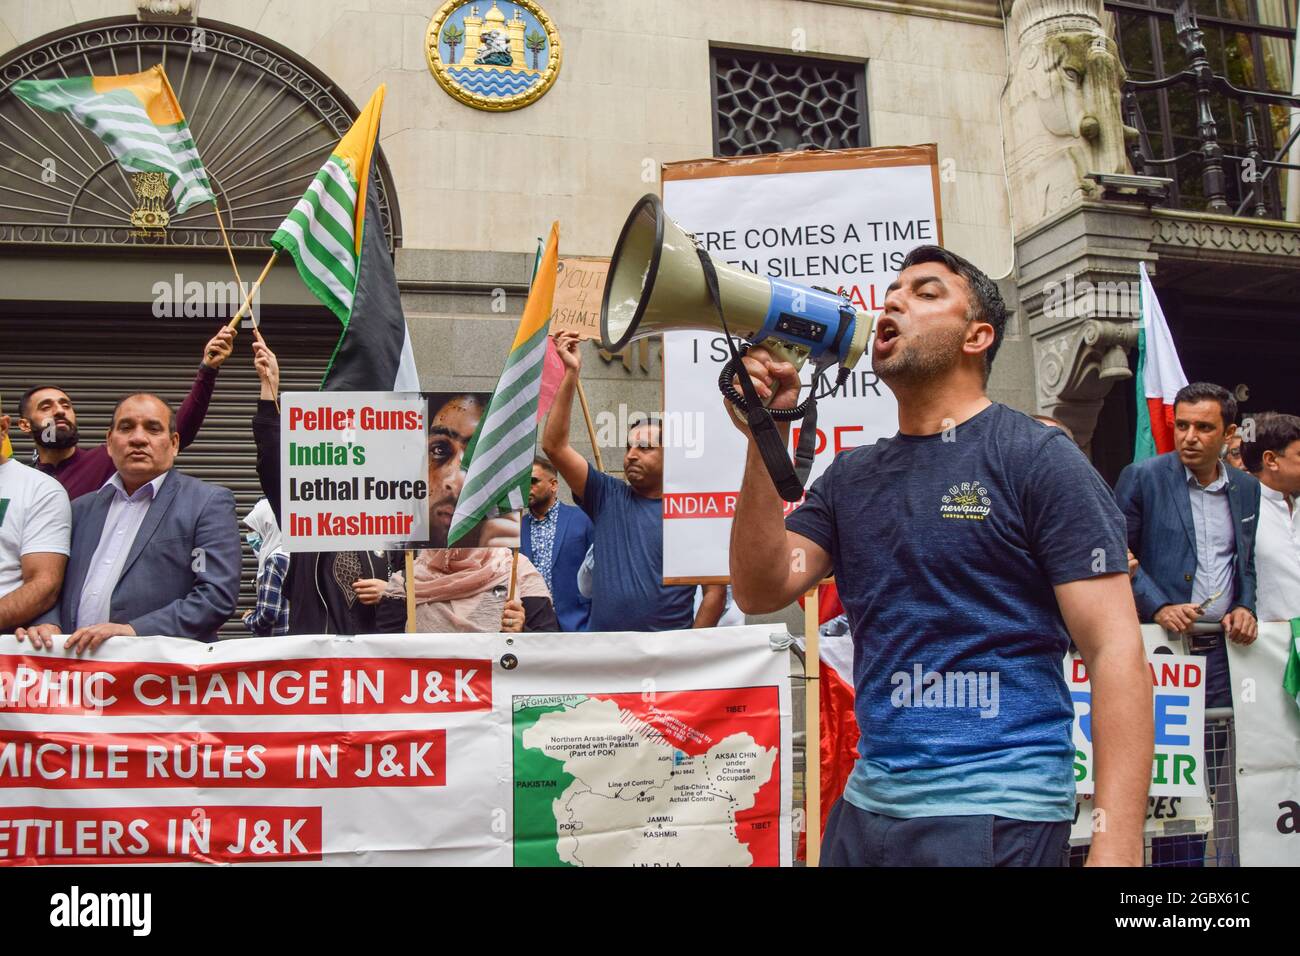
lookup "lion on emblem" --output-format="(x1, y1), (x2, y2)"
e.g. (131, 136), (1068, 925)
(474, 28), (513, 66)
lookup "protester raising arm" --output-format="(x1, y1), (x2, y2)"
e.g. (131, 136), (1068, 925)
(541, 331), (590, 501)
(251, 340), (283, 526)
(726, 347), (832, 613)
(175, 326), (235, 450)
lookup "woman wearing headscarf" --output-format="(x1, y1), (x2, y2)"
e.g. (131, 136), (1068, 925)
(241, 498), (290, 636)
(377, 547), (557, 633)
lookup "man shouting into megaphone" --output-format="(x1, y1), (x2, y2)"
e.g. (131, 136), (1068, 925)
(728, 245), (1153, 868)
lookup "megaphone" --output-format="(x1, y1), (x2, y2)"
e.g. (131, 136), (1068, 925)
(599, 194), (875, 502)
(601, 194), (872, 382)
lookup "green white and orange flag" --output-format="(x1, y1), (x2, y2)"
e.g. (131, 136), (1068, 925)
(447, 221), (560, 546)
(269, 84), (418, 392)
(12, 65), (215, 213)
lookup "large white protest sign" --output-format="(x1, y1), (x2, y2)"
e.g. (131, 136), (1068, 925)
(1068, 626), (1213, 845)
(280, 391), (429, 552)
(660, 146), (941, 581)
(1067, 641), (1206, 799)
(0, 627), (792, 866)
(1229, 622), (1300, 866)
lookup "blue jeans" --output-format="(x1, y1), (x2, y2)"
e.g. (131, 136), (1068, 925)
(821, 798), (1071, 867)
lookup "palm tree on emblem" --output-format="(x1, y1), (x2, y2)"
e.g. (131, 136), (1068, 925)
(525, 28), (546, 69)
(443, 21), (465, 63)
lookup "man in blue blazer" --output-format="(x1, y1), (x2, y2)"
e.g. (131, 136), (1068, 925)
(1115, 382), (1261, 708)
(17, 393), (240, 651)
(1114, 382), (1259, 866)
(522, 456), (592, 631)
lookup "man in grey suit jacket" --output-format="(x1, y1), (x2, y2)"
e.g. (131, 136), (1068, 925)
(16, 393), (239, 651)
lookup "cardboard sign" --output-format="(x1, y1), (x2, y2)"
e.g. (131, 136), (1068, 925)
(548, 257), (609, 340)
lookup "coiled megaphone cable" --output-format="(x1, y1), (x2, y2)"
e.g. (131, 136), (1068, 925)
(693, 245), (821, 503)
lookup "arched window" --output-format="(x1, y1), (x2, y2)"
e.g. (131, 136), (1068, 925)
(0, 16), (401, 250)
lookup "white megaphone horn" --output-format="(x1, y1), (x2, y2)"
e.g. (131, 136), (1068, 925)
(599, 194), (875, 502)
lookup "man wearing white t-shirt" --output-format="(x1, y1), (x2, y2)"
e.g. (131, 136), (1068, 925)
(0, 397), (71, 631)
(1242, 411), (1300, 622)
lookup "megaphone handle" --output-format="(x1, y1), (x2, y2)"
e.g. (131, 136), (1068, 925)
(718, 348), (813, 421)
(693, 245), (813, 503)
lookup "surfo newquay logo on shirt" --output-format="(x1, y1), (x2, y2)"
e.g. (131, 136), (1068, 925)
(940, 482), (992, 521)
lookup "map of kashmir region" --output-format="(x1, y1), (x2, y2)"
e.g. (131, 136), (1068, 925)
(512, 686), (781, 866)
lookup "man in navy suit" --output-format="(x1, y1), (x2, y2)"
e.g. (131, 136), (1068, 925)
(17, 393), (240, 651)
(1114, 381), (1260, 866)
(522, 456), (591, 631)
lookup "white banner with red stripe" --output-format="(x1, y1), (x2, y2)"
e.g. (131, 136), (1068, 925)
(0, 627), (792, 867)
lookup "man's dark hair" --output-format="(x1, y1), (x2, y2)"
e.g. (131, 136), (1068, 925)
(1173, 382), (1237, 428)
(1241, 411), (1300, 474)
(533, 454), (557, 476)
(19, 385), (70, 420)
(899, 245), (1008, 377)
(427, 393), (487, 434)
(111, 392), (177, 435)
(627, 414), (662, 447)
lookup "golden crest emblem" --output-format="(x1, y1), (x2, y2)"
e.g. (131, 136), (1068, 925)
(425, 1), (562, 112)
(130, 171), (170, 233)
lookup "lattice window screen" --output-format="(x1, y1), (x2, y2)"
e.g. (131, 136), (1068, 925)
(710, 47), (869, 156)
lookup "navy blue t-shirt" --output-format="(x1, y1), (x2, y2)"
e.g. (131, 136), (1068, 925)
(577, 463), (696, 632)
(785, 404), (1126, 821)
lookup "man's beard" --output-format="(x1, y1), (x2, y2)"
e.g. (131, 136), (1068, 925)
(625, 465), (658, 493)
(33, 420), (79, 450)
(871, 324), (965, 388)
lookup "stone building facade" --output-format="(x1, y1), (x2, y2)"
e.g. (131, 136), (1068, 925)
(1, 0), (1296, 618)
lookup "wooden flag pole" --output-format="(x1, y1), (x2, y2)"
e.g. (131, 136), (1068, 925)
(212, 202), (245, 300)
(804, 586), (821, 867)
(575, 379), (604, 472)
(404, 551), (417, 633)
(225, 250), (278, 337)
(507, 548), (520, 602)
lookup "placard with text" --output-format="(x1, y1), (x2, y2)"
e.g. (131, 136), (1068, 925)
(660, 146), (942, 581)
(280, 392), (429, 552)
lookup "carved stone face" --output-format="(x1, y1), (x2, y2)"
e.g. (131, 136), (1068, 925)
(1028, 33), (1134, 185)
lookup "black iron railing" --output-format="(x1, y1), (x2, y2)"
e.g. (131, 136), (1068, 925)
(1121, 2), (1299, 218)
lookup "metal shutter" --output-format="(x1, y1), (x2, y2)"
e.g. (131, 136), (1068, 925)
(0, 309), (337, 637)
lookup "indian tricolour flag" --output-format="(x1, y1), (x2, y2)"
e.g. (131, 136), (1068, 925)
(448, 221), (560, 546)
(12, 65), (214, 213)
(1132, 262), (1187, 462)
(270, 84), (417, 392)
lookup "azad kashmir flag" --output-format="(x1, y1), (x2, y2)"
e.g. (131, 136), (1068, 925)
(12, 64), (214, 213)
(1132, 262), (1187, 461)
(530, 239), (566, 421)
(448, 222), (561, 545)
(270, 84), (418, 391)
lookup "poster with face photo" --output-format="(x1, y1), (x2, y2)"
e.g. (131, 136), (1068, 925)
(422, 391), (522, 550)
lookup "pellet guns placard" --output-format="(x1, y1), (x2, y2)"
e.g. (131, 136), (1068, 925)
(280, 392), (429, 552)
